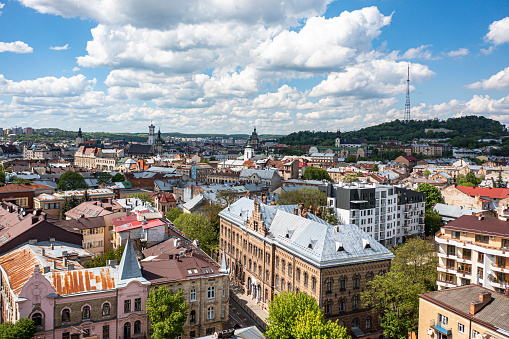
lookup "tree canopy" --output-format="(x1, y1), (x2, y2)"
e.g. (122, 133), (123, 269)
(266, 291), (349, 339)
(456, 173), (483, 187)
(172, 213), (218, 255)
(362, 239), (437, 339)
(97, 172), (113, 185)
(57, 170), (88, 191)
(0, 318), (36, 339)
(112, 173), (125, 182)
(276, 187), (326, 209)
(417, 183), (442, 211)
(424, 210), (443, 236)
(127, 193), (153, 206)
(59, 195), (81, 220)
(146, 286), (188, 339)
(85, 246), (125, 268)
(166, 207), (183, 222)
(302, 166), (331, 181)
(343, 173), (359, 183)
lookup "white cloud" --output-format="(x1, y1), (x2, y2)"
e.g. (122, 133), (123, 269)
(50, 43), (69, 50)
(254, 7), (392, 71)
(17, 0), (332, 29)
(0, 74), (93, 97)
(445, 48), (469, 57)
(481, 46), (496, 55)
(72, 67), (80, 72)
(0, 41), (33, 53)
(394, 45), (439, 60)
(466, 66), (509, 90)
(0, 2), (4, 15)
(485, 17), (509, 45)
(309, 60), (434, 98)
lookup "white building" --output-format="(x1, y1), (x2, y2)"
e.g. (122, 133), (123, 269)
(324, 182), (425, 247)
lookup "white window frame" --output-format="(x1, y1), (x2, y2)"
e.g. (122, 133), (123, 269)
(207, 307), (214, 320)
(190, 289), (196, 302)
(458, 323), (465, 334)
(207, 286), (215, 299)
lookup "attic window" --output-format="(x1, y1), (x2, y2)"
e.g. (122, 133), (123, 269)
(193, 269), (199, 274)
(336, 242), (344, 252)
(187, 270), (193, 274)
(362, 238), (371, 249)
(308, 244), (313, 249)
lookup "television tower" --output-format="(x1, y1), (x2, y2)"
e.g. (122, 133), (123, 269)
(404, 64), (411, 122)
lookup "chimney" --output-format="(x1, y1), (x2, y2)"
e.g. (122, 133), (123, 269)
(49, 237), (55, 243)
(53, 261), (58, 269)
(67, 264), (74, 271)
(478, 215), (484, 221)
(63, 258), (68, 267)
(294, 208), (298, 215)
(50, 244), (54, 250)
(479, 291), (491, 304)
(41, 249), (45, 257)
(470, 291), (492, 315)
(44, 266), (50, 274)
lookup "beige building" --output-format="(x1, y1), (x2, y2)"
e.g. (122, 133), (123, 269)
(418, 285), (509, 339)
(74, 146), (124, 170)
(436, 215), (509, 293)
(34, 189), (116, 217)
(141, 237), (230, 338)
(441, 186), (509, 211)
(219, 197), (394, 338)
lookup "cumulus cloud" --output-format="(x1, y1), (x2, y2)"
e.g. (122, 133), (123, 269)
(72, 67), (80, 72)
(50, 43), (69, 50)
(309, 60), (434, 98)
(0, 2), (4, 15)
(0, 74), (94, 97)
(0, 41), (33, 53)
(393, 45), (439, 60)
(445, 48), (469, 57)
(467, 66), (509, 90)
(485, 17), (509, 45)
(17, 0), (332, 29)
(254, 7), (392, 71)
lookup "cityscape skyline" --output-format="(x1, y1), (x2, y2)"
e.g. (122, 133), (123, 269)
(0, 0), (509, 134)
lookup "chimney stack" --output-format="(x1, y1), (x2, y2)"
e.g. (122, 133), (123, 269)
(63, 258), (68, 267)
(294, 208), (298, 215)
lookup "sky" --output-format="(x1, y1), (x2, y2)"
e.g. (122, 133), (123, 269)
(0, 0), (509, 135)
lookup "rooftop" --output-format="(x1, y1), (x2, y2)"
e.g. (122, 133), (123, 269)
(456, 186), (509, 200)
(442, 215), (509, 238)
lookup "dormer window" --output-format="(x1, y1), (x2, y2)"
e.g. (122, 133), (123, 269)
(336, 242), (344, 252)
(362, 238), (371, 249)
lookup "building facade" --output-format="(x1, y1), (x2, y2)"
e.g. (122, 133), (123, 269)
(219, 197), (394, 338)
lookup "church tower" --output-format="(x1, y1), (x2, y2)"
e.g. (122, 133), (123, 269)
(148, 123), (155, 144)
(76, 127), (85, 146)
(155, 128), (164, 154)
(244, 137), (255, 160)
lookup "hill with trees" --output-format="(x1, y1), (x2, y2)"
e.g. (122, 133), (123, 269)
(278, 116), (508, 146)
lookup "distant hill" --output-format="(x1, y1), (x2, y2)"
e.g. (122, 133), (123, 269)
(278, 116), (508, 146)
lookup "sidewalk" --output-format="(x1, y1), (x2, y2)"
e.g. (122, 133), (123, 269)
(229, 281), (268, 331)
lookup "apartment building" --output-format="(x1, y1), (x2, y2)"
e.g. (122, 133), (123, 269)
(219, 197), (393, 338)
(34, 189), (116, 217)
(418, 285), (509, 339)
(323, 183), (425, 247)
(436, 215), (509, 293)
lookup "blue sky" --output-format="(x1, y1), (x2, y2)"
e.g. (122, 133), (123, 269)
(0, 0), (509, 134)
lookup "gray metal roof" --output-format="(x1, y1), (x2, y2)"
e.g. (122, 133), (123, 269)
(433, 203), (485, 219)
(118, 238), (143, 281)
(239, 169), (278, 180)
(219, 198), (393, 268)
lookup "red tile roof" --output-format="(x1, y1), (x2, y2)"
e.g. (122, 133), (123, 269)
(456, 186), (509, 199)
(0, 183), (53, 192)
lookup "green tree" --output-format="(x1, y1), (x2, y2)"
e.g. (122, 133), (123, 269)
(417, 183), (442, 211)
(302, 166), (331, 181)
(202, 202), (225, 234)
(166, 207), (183, 222)
(495, 171), (505, 188)
(216, 189), (238, 206)
(321, 208), (339, 225)
(372, 164), (379, 172)
(0, 318), (36, 339)
(146, 287), (188, 339)
(85, 246), (125, 268)
(266, 291), (349, 339)
(425, 210), (443, 237)
(0, 164), (5, 184)
(97, 172), (113, 185)
(173, 213), (218, 255)
(9, 176), (31, 184)
(112, 173), (126, 182)
(344, 155), (357, 163)
(127, 193), (153, 206)
(60, 195), (80, 220)
(423, 169), (431, 177)
(343, 173), (359, 183)
(276, 187), (326, 209)
(57, 170), (88, 191)
(199, 158), (210, 164)
(362, 239), (437, 339)
(456, 173), (482, 187)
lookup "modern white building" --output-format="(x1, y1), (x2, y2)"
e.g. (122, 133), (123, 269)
(323, 183), (425, 247)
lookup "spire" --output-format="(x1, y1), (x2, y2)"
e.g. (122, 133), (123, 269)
(219, 250), (229, 274)
(77, 127), (83, 138)
(404, 63), (411, 122)
(118, 238), (143, 281)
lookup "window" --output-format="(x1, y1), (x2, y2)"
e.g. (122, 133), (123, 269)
(190, 310), (196, 323)
(282, 260), (285, 273)
(365, 316), (372, 330)
(472, 330), (480, 339)
(438, 313), (448, 327)
(304, 272), (308, 286)
(134, 298), (141, 311)
(83, 329), (90, 337)
(134, 320), (141, 334)
(326, 279), (332, 293)
(296, 268), (300, 282)
(266, 270), (270, 281)
(340, 276), (346, 291)
(288, 264), (292, 277)
(353, 295), (359, 310)
(353, 274), (360, 289)
(352, 317), (359, 327)
(62, 333), (70, 339)
(222, 289), (226, 298)
(366, 272), (374, 283)
(458, 263), (472, 274)
(477, 267), (484, 279)
(102, 303), (110, 316)
(82, 306), (91, 319)
(475, 235), (489, 244)
(62, 309), (70, 322)
(124, 299), (131, 313)
(312, 276), (316, 290)
(451, 231), (460, 239)
(275, 274), (279, 288)
(190, 289), (197, 302)
(503, 239), (509, 248)
(447, 245), (456, 256)
(324, 303), (331, 315)
(339, 298), (346, 312)
(458, 323), (465, 334)
(190, 331), (196, 338)
(478, 252), (484, 263)
(206, 328), (215, 335)
(281, 278), (285, 290)
(463, 249), (471, 260)
(276, 256), (279, 268)
(208, 286), (215, 299)
(103, 325), (110, 339)
(207, 306), (215, 319)
(32, 313), (42, 327)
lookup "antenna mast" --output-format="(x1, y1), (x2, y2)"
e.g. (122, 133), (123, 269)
(404, 64), (411, 122)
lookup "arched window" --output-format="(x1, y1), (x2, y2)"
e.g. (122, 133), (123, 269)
(207, 306), (215, 320)
(288, 282), (292, 291)
(312, 276), (316, 290)
(339, 298), (346, 312)
(190, 310), (196, 323)
(340, 275), (346, 291)
(365, 315), (372, 330)
(281, 278), (285, 291)
(288, 264), (292, 277)
(102, 303), (110, 316)
(265, 289), (268, 301)
(134, 320), (141, 334)
(353, 274), (360, 289)
(62, 309), (70, 323)
(366, 271), (374, 283)
(124, 322), (131, 339)
(275, 256), (279, 268)
(275, 274), (279, 288)
(249, 259), (252, 270)
(326, 278), (332, 293)
(281, 260), (286, 274)
(32, 313), (42, 327)
(352, 317), (360, 327)
(259, 265), (262, 277)
(266, 270), (269, 281)
(296, 268), (301, 282)
(352, 295), (359, 310)
(304, 272), (308, 286)
(82, 306), (91, 319)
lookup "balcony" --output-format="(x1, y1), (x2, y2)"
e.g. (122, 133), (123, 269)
(491, 263), (509, 274)
(491, 278), (509, 289)
(437, 280), (457, 288)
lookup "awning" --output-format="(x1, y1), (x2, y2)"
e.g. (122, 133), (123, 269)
(351, 326), (365, 338)
(436, 325), (451, 335)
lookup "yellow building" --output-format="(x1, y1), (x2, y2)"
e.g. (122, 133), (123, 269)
(436, 215), (509, 293)
(418, 285), (509, 339)
(34, 189), (116, 217)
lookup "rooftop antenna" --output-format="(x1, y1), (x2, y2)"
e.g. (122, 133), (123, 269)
(404, 63), (411, 123)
